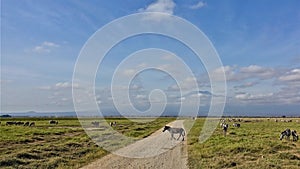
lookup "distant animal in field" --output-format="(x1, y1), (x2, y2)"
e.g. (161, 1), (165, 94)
(280, 128), (291, 140)
(29, 122), (35, 127)
(91, 121), (100, 127)
(233, 123), (240, 128)
(110, 121), (117, 127)
(16, 121), (25, 125)
(6, 121), (16, 125)
(291, 130), (298, 141)
(221, 123), (229, 136)
(163, 126), (185, 141)
(24, 122), (30, 126)
(220, 122), (226, 128)
(49, 120), (58, 125)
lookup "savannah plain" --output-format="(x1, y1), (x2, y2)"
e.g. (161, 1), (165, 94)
(0, 117), (299, 169)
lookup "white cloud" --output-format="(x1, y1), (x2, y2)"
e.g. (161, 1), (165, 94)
(235, 92), (274, 101)
(122, 69), (136, 77)
(189, 1), (206, 9)
(234, 81), (258, 89)
(278, 68), (300, 82)
(138, 0), (176, 21)
(211, 65), (276, 82)
(39, 82), (80, 90)
(136, 94), (147, 99)
(139, 0), (175, 14)
(32, 41), (60, 53)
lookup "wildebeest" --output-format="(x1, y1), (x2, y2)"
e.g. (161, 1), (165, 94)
(291, 130), (298, 141)
(280, 128), (291, 140)
(6, 121), (16, 125)
(233, 123), (240, 128)
(24, 122), (30, 126)
(16, 121), (25, 125)
(91, 121), (100, 127)
(49, 120), (58, 125)
(163, 126), (185, 141)
(29, 122), (35, 127)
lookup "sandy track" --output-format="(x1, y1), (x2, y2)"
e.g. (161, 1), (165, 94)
(81, 120), (188, 169)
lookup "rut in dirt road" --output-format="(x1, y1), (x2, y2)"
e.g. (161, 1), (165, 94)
(81, 120), (188, 169)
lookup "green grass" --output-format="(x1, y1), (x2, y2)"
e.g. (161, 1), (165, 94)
(0, 117), (174, 169)
(187, 118), (300, 169)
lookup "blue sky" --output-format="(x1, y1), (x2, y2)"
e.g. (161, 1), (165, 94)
(1, 0), (300, 115)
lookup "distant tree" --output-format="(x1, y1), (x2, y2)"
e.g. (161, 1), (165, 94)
(282, 115), (286, 118)
(0, 114), (12, 118)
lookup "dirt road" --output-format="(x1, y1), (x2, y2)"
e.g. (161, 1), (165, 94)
(81, 120), (188, 169)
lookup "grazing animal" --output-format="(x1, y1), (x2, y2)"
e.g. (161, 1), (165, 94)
(109, 121), (117, 127)
(163, 126), (185, 141)
(91, 121), (100, 127)
(291, 130), (298, 141)
(29, 122), (35, 127)
(24, 122), (30, 126)
(222, 123), (229, 136)
(49, 120), (58, 125)
(233, 123), (240, 128)
(280, 128), (291, 140)
(6, 121), (16, 126)
(16, 121), (25, 125)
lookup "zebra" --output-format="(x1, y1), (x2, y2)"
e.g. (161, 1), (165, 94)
(280, 128), (291, 140)
(162, 126), (185, 141)
(291, 130), (298, 141)
(110, 121), (117, 127)
(221, 123), (229, 136)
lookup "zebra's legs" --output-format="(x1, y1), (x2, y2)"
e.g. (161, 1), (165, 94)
(171, 133), (175, 140)
(177, 133), (181, 140)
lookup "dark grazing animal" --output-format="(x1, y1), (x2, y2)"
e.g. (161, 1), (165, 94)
(280, 128), (291, 140)
(29, 122), (35, 127)
(163, 126), (185, 141)
(16, 121), (25, 125)
(6, 121), (16, 125)
(49, 120), (58, 125)
(24, 122), (30, 126)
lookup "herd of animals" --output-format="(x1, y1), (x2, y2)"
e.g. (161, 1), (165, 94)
(90, 121), (117, 127)
(0, 118), (298, 142)
(219, 118), (298, 141)
(0, 120), (59, 126)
